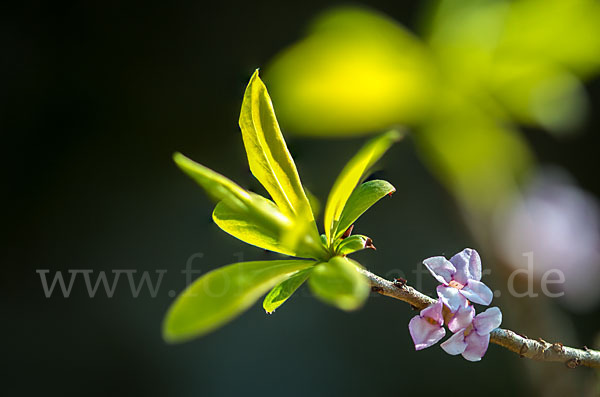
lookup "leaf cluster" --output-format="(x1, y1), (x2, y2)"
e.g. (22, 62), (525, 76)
(163, 71), (401, 342)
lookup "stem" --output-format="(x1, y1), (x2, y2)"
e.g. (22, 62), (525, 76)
(358, 268), (600, 368)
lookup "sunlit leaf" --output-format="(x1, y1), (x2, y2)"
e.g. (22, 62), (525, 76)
(214, 194), (328, 259)
(308, 256), (369, 311)
(239, 70), (315, 224)
(334, 180), (395, 240)
(281, 218), (329, 261)
(163, 260), (315, 342)
(173, 152), (250, 210)
(336, 235), (374, 256)
(324, 130), (401, 242)
(175, 152), (326, 259)
(265, 6), (436, 136)
(213, 195), (295, 256)
(263, 268), (312, 313)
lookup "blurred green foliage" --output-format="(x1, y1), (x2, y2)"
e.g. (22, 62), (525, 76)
(266, 8), (434, 135)
(265, 0), (600, 212)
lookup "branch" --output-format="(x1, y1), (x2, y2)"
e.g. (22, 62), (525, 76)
(358, 268), (600, 368)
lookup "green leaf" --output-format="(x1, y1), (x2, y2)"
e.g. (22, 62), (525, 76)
(324, 130), (401, 242)
(335, 235), (374, 256)
(213, 195), (296, 257)
(279, 217), (329, 261)
(308, 256), (370, 311)
(163, 260), (315, 342)
(239, 70), (315, 224)
(173, 152), (250, 209)
(334, 180), (395, 240)
(175, 153), (326, 259)
(263, 268), (312, 313)
(214, 194), (328, 260)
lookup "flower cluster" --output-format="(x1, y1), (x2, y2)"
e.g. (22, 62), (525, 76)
(408, 248), (502, 361)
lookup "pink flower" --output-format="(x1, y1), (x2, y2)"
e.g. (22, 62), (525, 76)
(447, 301), (476, 333)
(408, 300), (446, 350)
(423, 248), (493, 311)
(441, 307), (502, 361)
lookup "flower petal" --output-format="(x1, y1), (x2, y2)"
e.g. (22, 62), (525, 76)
(441, 330), (467, 355)
(420, 300), (445, 326)
(460, 280), (494, 306)
(408, 316), (446, 350)
(437, 285), (468, 312)
(474, 307), (503, 336)
(450, 248), (482, 284)
(423, 256), (455, 285)
(462, 332), (490, 362)
(447, 304), (475, 333)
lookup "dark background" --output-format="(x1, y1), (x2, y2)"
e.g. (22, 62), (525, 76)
(4, 1), (599, 396)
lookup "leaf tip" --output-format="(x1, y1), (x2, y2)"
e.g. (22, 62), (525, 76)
(262, 300), (274, 314)
(248, 68), (263, 88)
(172, 151), (185, 163)
(172, 152), (194, 172)
(385, 128), (405, 142)
(161, 315), (183, 345)
(161, 291), (207, 344)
